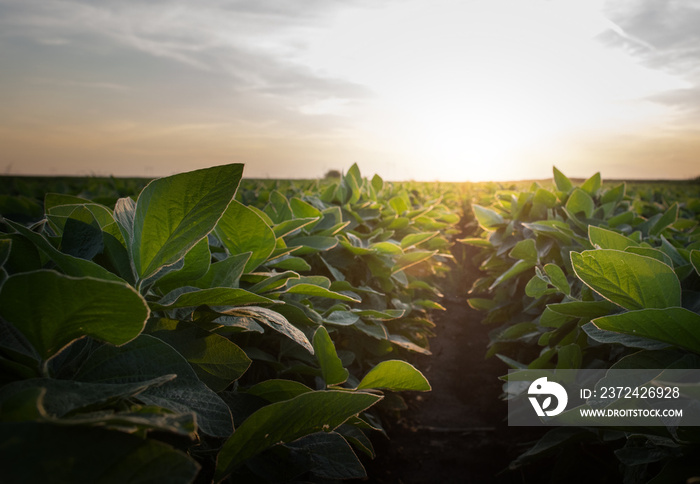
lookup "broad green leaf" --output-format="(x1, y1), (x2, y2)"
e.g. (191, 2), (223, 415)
(76, 335), (233, 437)
(608, 211), (634, 228)
(356, 360), (430, 391)
(589, 226), (638, 251)
(215, 200), (276, 273)
(392, 250), (437, 273)
(151, 287), (274, 311)
(556, 343), (582, 370)
(215, 390), (381, 480)
(489, 259), (535, 290)
(132, 163), (243, 280)
(44, 193), (91, 211)
(400, 232), (438, 249)
(553, 166), (573, 192)
(472, 204), (504, 230)
(220, 306), (314, 354)
(0, 375), (175, 418)
(547, 300), (619, 319)
(246, 379), (312, 403)
(580, 172), (601, 196)
(592, 308), (700, 354)
(193, 252), (250, 289)
(289, 197), (322, 220)
(543, 263), (570, 295)
(582, 322), (670, 350)
(601, 183), (625, 204)
(286, 431), (367, 480)
(370, 241), (403, 255)
(625, 247), (674, 267)
(571, 249), (681, 310)
(389, 196), (409, 214)
(371, 174), (383, 192)
(0, 422), (199, 484)
(565, 189), (594, 218)
(324, 310), (361, 326)
(650, 203), (678, 236)
(284, 283), (361, 302)
(288, 236), (338, 256)
(6, 220), (123, 282)
(509, 239), (537, 261)
(533, 188), (557, 208)
(525, 275), (550, 298)
(0, 271), (149, 361)
(692, 250), (700, 275)
(153, 237), (211, 293)
(313, 327), (349, 386)
(273, 218), (319, 238)
(153, 324), (251, 392)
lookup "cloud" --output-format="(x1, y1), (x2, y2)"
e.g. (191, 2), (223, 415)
(0, 0), (374, 128)
(599, 0), (700, 120)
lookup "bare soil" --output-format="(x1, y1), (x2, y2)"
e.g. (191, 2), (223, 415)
(363, 299), (549, 483)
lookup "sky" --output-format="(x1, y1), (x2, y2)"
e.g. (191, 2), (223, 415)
(1, 0), (699, 182)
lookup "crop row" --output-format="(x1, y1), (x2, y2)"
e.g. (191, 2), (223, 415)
(464, 167), (700, 482)
(0, 163), (457, 483)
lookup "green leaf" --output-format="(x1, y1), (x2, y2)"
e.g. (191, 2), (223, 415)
(571, 249), (681, 310)
(472, 204), (504, 230)
(153, 324), (251, 392)
(246, 379), (312, 403)
(193, 252), (250, 289)
(547, 300), (619, 319)
(553, 166), (573, 192)
(370, 241), (403, 255)
(625, 247), (674, 267)
(543, 263), (570, 295)
(509, 239), (537, 262)
(692, 250), (700, 275)
(75, 335), (233, 437)
(288, 236), (338, 256)
(392, 250), (437, 274)
(650, 203), (678, 236)
(582, 322), (670, 350)
(0, 422), (199, 484)
(286, 432), (367, 480)
(132, 163), (243, 280)
(215, 200), (276, 273)
(0, 375), (176, 418)
(153, 237), (211, 293)
(0, 271), (149, 361)
(220, 306), (314, 354)
(589, 226), (638, 251)
(565, 189), (594, 218)
(592, 308), (700, 354)
(6, 220), (123, 282)
(580, 172), (601, 196)
(215, 390), (382, 480)
(313, 327), (349, 386)
(284, 283), (361, 302)
(400, 232), (438, 249)
(151, 287), (274, 310)
(489, 259), (535, 291)
(356, 360), (431, 391)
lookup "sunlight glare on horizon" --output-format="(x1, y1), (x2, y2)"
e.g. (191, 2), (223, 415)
(294, 0), (688, 181)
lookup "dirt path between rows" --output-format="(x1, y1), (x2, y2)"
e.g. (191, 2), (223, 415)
(364, 299), (547, 483)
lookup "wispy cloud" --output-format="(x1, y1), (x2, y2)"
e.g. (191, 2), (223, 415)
(600, 0), (700, 119)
